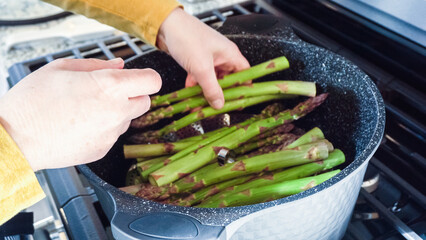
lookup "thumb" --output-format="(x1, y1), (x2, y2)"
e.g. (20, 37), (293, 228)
(126, 95), (152, 120)
(90, 68), (162, 99)
(189, 59), (224, 109)
(51, 58), (124, 72)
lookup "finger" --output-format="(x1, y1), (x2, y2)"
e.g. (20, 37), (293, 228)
(225, 43), (251, 72)
(230, 53), (250, 72)
(126, 95), (152, 120)
(214, 44), (250, 74)
(91, 68), (162, 99)
(50, 58), (124, 71)
(117, 120), (132, 135)
(190, 58), (224, 109)
(185, 74), (198, 87)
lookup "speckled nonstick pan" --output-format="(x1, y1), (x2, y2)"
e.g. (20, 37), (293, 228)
(78, 14), (385, 240)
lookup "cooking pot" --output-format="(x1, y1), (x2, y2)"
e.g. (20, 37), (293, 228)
(77, 14), (385, 240)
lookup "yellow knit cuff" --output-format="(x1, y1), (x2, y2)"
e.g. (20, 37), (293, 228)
(43, 0), (182, 46)
(0, 124), (45, 226)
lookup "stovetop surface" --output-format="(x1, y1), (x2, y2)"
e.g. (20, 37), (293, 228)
(3, 1), (425, 239)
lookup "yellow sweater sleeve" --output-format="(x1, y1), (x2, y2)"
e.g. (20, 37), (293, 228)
(43, 0), (182, 46)
(0, 124), (45, 226)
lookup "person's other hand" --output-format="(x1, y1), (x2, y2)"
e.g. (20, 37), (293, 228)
(156, 8), (250, 109)
(0, 58), (161, 171)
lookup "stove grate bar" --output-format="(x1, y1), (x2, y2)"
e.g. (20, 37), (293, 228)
(344, 222), (374, 240)
(370, 157), (426, 210)
(122, 35), (144, 55)
(233, 4), (251, 15)
(387, 80), (426, 115)
(254, 0), (285, 17)
(384, 134), (426, 170)
(212, 9), (227, 22)
(386, 104), (426, 140)
(379, 143), (426, 191)
(45, 55), (54, 62)
(96, 41), (116, 60)
(72, 48), (83, 59)
(360, 189), (423, 240)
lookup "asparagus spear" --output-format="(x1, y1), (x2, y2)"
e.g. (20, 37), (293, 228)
(198, 149), (345, 207)
(170, 141), (330, 193)
(259, 102), (285, 117)
(124, 141), (196, 159)
(136, 155), (171, 172)
(132, 81), (315, 129)
(285, 127), (324, 149)
(138, 148), (342, 202)
(139, 140), (331, 200)
(197, 170), (340, 208)
(176, 175), (255, 206)
(174, 102), (286, 143)
(133, 183), (168, 200)
(134, 95), (288, 141)
(221, 81), (315, 99)
(246, 123), (295, 143)
(134, 143), (338, 201)
(150, 56), (290, 107)
(139, 127), (237, 180)
(129, 101), (285, 144)
(239, 127), (325, 159)
(136, 157), (148, 162)
(132, 97), (207, 129)
(119, 184), (144, 195)
(157, 95), (289, 136)
(233, 133), (298, 155)
(138, 102), (293, 179)
(149, 94), (328, 187)
(125, 168), (144, 186)
(238, 139), (295, 159)
(175, 128), (221, 142)
(130, 122), (223, 145)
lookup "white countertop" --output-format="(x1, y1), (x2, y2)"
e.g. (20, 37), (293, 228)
(0, 0), (246, 96)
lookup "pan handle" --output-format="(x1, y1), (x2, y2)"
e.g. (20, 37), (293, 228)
(111, 212), (226, 240)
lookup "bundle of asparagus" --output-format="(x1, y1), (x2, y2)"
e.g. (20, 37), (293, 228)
(120, 56), (344, 208)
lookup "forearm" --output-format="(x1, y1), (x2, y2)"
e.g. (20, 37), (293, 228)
(0, 123), (45, 226)
(43, 0), (181, 46)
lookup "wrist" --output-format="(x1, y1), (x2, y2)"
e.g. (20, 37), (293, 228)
(156, 7), (187, 52)
(0, 98), (40, 171)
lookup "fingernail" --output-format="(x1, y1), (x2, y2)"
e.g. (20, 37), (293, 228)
(212, 99), (224, 109)
(108, 58), (123, 64)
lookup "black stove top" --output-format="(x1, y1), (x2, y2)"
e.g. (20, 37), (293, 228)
(5, 1), (426, 239)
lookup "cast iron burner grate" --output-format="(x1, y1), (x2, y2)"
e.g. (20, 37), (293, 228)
(7, 1), (425, 240)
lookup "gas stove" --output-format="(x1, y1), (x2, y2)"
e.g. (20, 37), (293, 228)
(3, 1), (425, 239)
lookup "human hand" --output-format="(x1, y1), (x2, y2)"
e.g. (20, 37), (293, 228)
(156, 8), (250, 109)
(0, 58), (161, 171)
